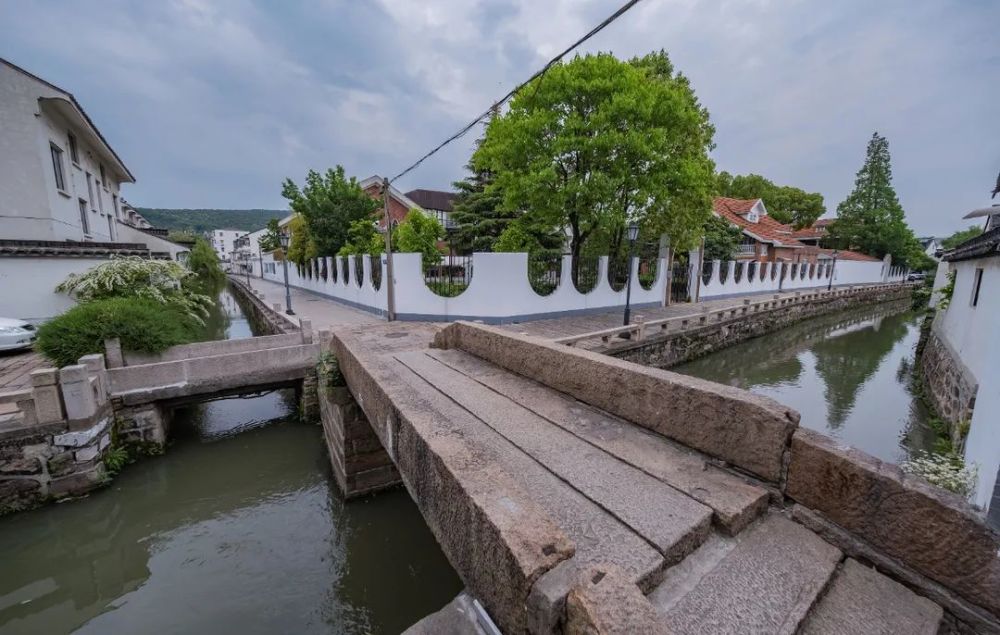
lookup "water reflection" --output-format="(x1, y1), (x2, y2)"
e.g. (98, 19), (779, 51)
(673, 302), (938, 464)
(0, 394), (461, 635)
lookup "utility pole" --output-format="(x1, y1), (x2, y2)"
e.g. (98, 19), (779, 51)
(382, 177), (396, 321)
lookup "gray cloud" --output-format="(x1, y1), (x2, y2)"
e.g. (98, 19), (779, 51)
(2, 0), (997, 235)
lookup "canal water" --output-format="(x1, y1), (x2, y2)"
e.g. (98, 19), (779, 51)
(0, 284), (462, 634)
(672, 301), (938, 465)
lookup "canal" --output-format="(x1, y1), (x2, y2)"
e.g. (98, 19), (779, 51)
(0, 284), (462, 634)
(672, 301), (939, 465)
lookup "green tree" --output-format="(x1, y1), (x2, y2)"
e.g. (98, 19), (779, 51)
(284, 214), (317, 265)
(186, 238), (225, 287)
(940, 225), (983, 249)
(474, 51), (716, 282)
(395, 210), (444, 267)
(258, 218), (283, 252)
(716, 172), (825, 228)
(827, 133), (923, 267)
(280, 166), (379, 257)
(450, 158), (514, 253)
(337, 219), (383, 256)
(702, 215), (742, 261)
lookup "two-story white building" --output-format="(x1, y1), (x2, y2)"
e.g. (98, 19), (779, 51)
(0, 58), (186, 320)
(210, 229), (247, 268)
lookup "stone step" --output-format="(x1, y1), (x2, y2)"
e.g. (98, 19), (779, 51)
(396, 350), (713, 562)
(390, 356), (668, 589)
(428, 348), (770, 535)
(800, 559), (943, 634)
(649, 514), (841, 634)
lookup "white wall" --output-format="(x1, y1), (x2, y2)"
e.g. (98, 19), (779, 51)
(0, 62), (128, 243)
(258, 252), (668, 323)
(211, 230), (245, 263)
(0, 257), (111, 321)
(695, 257), (906, 299)
(114, 222), (189, 260)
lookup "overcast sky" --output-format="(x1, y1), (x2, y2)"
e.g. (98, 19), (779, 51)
(3, 0), (998, 236)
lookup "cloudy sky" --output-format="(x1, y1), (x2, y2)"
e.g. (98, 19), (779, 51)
(2, 0), (997, 235)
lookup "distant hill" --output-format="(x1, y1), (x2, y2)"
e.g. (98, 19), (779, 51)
(136, 208), (287, 234)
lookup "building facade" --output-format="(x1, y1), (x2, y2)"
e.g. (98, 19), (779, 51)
(210, 229), (247, 267)
(0, 58), (134, 243)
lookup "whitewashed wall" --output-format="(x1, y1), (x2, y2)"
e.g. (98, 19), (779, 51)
(695, 257), (907, 300)
(0, 257), (109, 321)
(258, 252), (667, 323)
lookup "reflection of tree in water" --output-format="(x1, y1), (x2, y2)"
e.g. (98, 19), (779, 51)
(810, 312), (911, 429)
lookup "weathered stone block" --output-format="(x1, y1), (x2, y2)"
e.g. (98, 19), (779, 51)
(47, 451), (74, 477)
(53, 416), (111, 448)
(0, 477), (45, 513)
(74, 445), (101, 463)
(0, 456), (41, 475)
(433, 322), (798, 482)
(565, 564), (666, 635)
(49, 464), (107, 498)
(786, 427), (1000, 616)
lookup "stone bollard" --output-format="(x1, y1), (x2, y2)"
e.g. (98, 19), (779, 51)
(78, 354), (109, 407)
(59, 365), (98, 425)
(317, 329), (332, 347)
(104, 338), (124, 369)
(29, 368), (64, 424)
(300, 318), (314, 344)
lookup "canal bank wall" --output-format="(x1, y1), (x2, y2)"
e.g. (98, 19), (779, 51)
(607, 284), (915, 369)
(917, 315), (978, 451)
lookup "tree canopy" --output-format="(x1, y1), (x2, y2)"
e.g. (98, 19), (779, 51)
(702, 215), (743, 261)
(473, 51), (716, 276)
(826, 132), (923, 267)
(281, 166), (379, 258)
(715, 172), (825, 229)
(395, 210), (444, 267)
(940, 225), (983, 250)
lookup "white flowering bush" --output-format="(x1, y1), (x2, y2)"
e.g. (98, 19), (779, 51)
(902, 451), (977, 498)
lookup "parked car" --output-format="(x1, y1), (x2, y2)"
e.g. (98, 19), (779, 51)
(907, 272), (926, 282)
(0, 318), (36, 352)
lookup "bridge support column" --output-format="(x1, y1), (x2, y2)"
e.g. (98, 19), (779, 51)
(319, 384), (400, 499)
(114, 403), (169, 451)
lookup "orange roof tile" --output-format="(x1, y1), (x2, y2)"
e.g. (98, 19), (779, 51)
(712, 197), (806, 248)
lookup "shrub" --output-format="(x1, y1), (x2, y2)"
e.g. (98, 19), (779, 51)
(186, 239), (225, 287)
(36, 298), (200, 367)
(901, 451), (978, 498)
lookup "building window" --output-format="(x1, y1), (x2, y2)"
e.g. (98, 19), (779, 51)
(112, 194), (119, 219)
(107, 215), (115, 241)
(50, 143), (66, 191)
(86, 173), (95, 209)
(68, 133), (79, 164)
(971, 268), (983, 307)
(78, 199), (90, 235)
(96, 185), (104, 213)
(99, 164), (107, 187)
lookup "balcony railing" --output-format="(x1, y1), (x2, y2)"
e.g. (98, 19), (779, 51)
(735, 244), (766, 257)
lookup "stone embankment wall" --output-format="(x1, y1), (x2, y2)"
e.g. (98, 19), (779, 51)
(610, 284), (914, 368)
(227, 276), (297, 335)
(917, 317), (977, 447)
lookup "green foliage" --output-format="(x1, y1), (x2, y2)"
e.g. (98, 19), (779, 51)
(103, 446), (130, 475)
(337, 219), (383, 256)
(258, 218), (282, 252)
(281, 166), (380, 258)
(35, 298), (200, 367)
(493, 219), (563, 254)
(166, 230), (199, 244)
(940, 225), (983, 250)
(317, 352), (345, 387)
(702, 215), (743, 261)
(911, 284), (932, 310)
(715, 172), (825, 229)
(827, 132), (924, 268)
(450, 122), (517, 252)
(284, 214), (318, 265)
(936, 271), (956, 310)
(474, 51), (716, 265)
(56, 256), (212, 323)
(137, 208), (283, 233)
(186, 239), (225, 287)
(395, 210), (444, 267)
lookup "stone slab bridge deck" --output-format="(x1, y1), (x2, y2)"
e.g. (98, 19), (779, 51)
(324, 320), (1000, 635)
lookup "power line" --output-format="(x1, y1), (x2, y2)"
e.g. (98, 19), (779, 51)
(389, 0), (646, 184)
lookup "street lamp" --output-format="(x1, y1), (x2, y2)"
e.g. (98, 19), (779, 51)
(623, 222), (640, 327)
(242, 250), (252, 289)
(279, 232), (294, 315)
(828, 249), (839, 291)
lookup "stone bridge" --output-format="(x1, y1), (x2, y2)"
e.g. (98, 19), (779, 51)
(323, 320), (1000, 634)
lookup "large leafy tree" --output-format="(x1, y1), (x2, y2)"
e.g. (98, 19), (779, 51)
(940, 225), (983, 249)
(827, 132), (922, 266)
(395, 210), (445, 267)
(450, 158), (515, 253)
(716, 172), (825, 228)
(474, 51), (716, 281)
(702, 215), (743, 261)
(280, 166), (379, 257)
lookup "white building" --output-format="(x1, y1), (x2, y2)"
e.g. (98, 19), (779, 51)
(929, 204), (1000, 523)
(210, 229), (246, 267)
(0, 58), (186, 320)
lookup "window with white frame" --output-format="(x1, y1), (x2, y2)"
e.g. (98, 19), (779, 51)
(50, 143), (66, 191)
(86, 173), (95, 209)
(99, 164), (107, 188)
(68, 133), (79, 164)
(971, 268), (983, 307)
(78, 198), (90, 235)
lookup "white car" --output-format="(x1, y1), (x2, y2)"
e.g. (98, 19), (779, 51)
(0, 318), (37, 352)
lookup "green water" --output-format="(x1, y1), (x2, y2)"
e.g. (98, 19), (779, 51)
(672, 302), (938, 464)
(0, 285), (462, 634)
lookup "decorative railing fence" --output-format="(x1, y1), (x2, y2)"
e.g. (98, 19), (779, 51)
(255, 250), (907, 322)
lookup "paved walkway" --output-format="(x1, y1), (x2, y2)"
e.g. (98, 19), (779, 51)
(241, 276), (381, 330)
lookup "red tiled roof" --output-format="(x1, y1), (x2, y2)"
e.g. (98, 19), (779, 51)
(791, 217), (835, 241)
(816, 248), (881, 262)
(712, 197), (806, 248)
